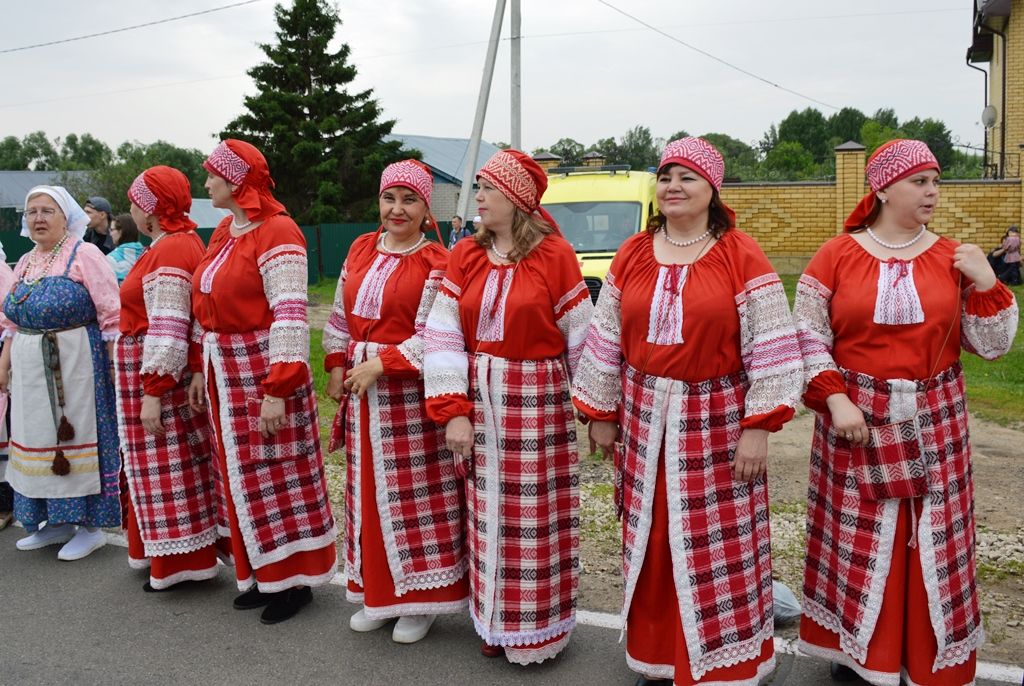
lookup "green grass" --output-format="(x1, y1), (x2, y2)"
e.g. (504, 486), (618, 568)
(960, 283), (1024, 426)
(309, 328), (343, 465)
(308, 278), (336, 307)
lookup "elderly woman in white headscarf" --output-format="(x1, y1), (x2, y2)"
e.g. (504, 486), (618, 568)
(0, 186), (121, 559)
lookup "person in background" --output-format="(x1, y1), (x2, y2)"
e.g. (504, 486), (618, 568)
(1, 186), (121, 560)
(576, 137), (802, 685)
(83, 196), (116, 255)
(107, 213), (145, 284)
(447, 214), (472, 250)
(424, 149), (593, 665)
(794, 139), (1018, 685)
(990, 225), (1021, 286)
(324, 160), (467, 644)
(190, 139), (337, 624)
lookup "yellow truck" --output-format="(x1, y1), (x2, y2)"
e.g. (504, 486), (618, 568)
(541, 165), (657, 302)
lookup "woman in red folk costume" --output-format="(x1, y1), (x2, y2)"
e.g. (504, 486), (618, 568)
(795, 139), (1018, 686)
(424, 150), (593, 664)
(575, 138), (804, 686)
(116, 166), (218, 591)
(190, 139), (337, 624)
(323, 160), (468, 644)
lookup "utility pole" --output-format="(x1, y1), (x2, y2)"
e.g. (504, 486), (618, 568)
(510, 0), (522, 150)
(458, 0), (507, 222)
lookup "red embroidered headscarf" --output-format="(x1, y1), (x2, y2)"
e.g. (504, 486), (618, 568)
(127, 165), (197, 234)
(844, 139), (940, 231)
(658, 137), (736, 228)
(476, 149), (560, 233)
(378, 159), (444, 244)
(203, 139), (286, 222)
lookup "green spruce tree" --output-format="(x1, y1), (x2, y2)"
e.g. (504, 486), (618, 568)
(221, 0), (408, 223)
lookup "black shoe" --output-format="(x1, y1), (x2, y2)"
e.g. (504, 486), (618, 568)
(635, 678), (672, 686)
(233, 587), (275, 610)
(143, 581), (171, 593)
(830, 661), (859, 682)
(259, 586), (312, 624)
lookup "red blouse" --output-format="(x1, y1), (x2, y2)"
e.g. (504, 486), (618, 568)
(323, 231), (448, 378)
(120, 231), (206, 396)
(192, 215), (309, 397)
(798, 234), (1017, 411)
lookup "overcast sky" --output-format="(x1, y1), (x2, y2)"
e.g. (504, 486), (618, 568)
(0, 0), (986, 158)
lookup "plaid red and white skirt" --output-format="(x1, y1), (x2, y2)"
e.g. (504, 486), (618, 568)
(337, 340), (466, 596)
(114, 335), (217, 556)
(802, 362), (981, 671)
(202, 328), (337, 570)
(618, 364), (774, 681)
(467, 354), (580, 649)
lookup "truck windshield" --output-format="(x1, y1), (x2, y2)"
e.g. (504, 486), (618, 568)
(542, 201), (641, 253)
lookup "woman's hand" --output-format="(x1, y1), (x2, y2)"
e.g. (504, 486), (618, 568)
(954, 243), (997, 291)
(733, 428), (768, 481)
(187, 372), (206, 413)
(446, 416), (474, 458)
(326, 367), (346, 402)
(140, 394), (165, 436)
(0, 366), (9, 395)
(588, 420), (618, 460)
(344, 357), (384, 397)
(260, 396), (286, 438)
(827, 393), (869, 446)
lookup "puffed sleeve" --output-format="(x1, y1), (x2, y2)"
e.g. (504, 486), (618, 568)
(551, 243), (594, 381)
(960, 280), (1018, 360)
(792, 242), (846, 414)
(256, 223), (310, 397)
(70, 241), (121, 340)
(424, 242), (472, 425)
(572, 255), (625, 423)
(139, 266), (195, 396)
(733, 235), (802, 431)
(322, 259), (351, 372)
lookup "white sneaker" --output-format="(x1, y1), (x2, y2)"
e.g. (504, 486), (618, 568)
(349, 608), (390, 632)
(16, 523), (75, 551)
(392, 615), (436, 644)
(57, 527), (107, 561)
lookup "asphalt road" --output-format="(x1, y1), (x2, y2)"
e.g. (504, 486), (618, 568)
(0, 527), (1012, 686)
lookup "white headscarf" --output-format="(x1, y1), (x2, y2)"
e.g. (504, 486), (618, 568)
(21, 185), (89, 242)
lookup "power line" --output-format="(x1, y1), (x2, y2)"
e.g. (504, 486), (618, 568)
(0, 0), (267, 55)
(0, 74), (245, 109)
(1, 5), (967, 108)
(595, 0), (841, 111)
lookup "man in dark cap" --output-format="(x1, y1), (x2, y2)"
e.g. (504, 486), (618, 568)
(83, 196), (115, 254)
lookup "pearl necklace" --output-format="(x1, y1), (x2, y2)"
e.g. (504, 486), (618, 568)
(661, 227), (710, 248)
(231, 215), (254, 231)
(379, 232), (426, 256)
(490, 243), (511, 260)
(22, 233), (70, 286)
(866, 225), (927, 250)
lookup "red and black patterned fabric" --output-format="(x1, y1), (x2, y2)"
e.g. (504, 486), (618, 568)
(115, 335), (217, 556)
(466, 354), (579, 648)
(340, 340), (466, 595)
(617, 364), (774, 681)
(803, 362), (982, 671)
(203, 328), (337, 568)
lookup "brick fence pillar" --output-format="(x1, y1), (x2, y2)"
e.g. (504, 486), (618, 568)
(834, 141), (866, 232)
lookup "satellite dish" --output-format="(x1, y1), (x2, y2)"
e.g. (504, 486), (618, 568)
(982, 105), (998, 128)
